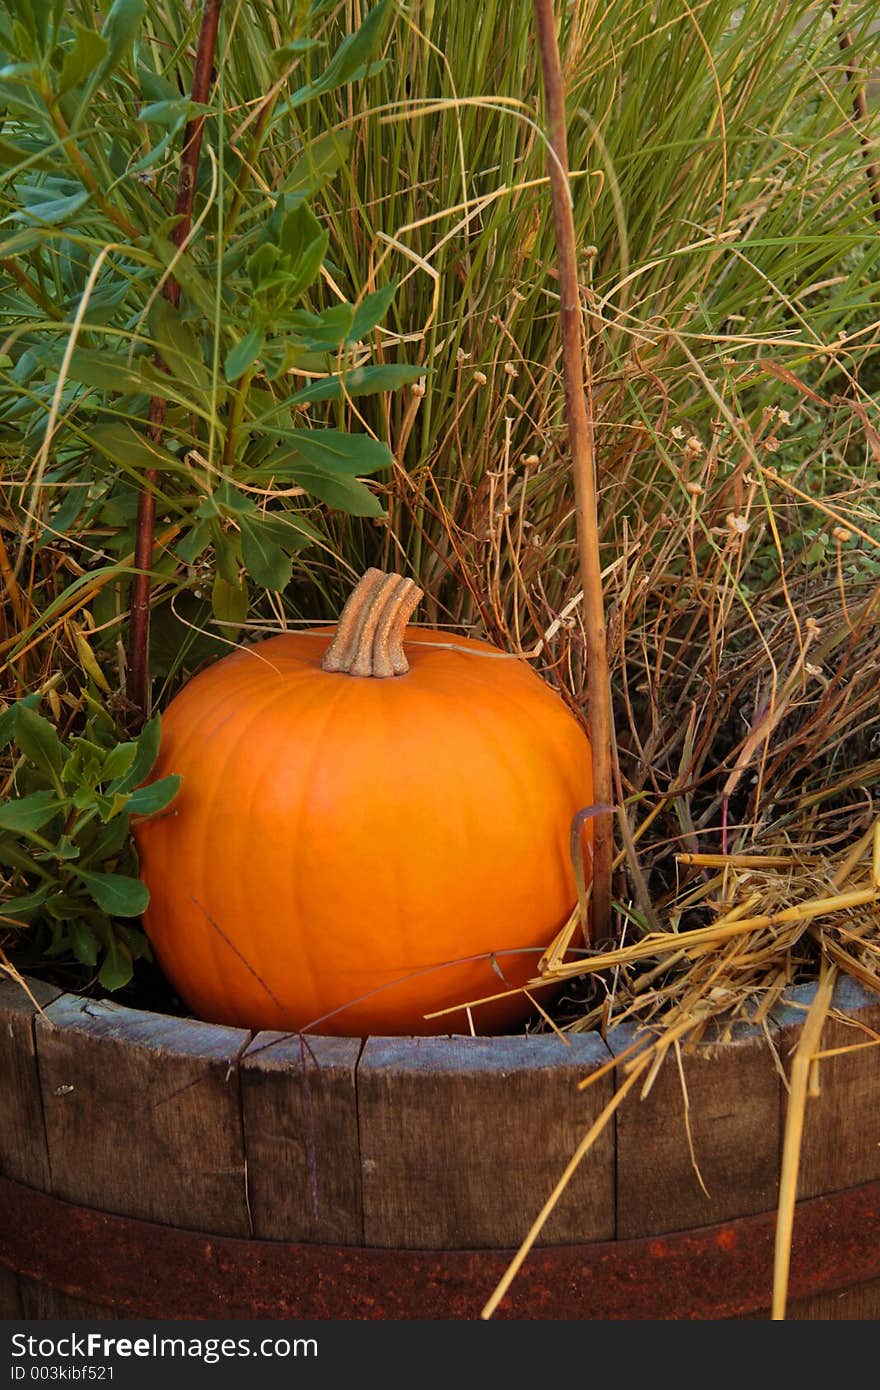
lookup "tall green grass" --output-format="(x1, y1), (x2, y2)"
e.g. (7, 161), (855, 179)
(3, 0), (880, 976)
(304, 0), (880, 616)
(305, 0), (880, 875)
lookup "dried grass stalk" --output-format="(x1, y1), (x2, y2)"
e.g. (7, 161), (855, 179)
(532, 0), (616, 942)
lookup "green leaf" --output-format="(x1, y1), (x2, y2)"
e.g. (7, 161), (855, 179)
(113, 715), (161, 792)
(214, 480), (256, 517)
(136, 359), (214, 417)
(283, 302), (354, 350)
(65, 347), (145, 395)
(100, 0), (144, 75)
(288, 0), (390, 109)
(44, 893), (81, 922)
(176, 516), (213, 564)
(282, 129), (353, 196)
(117, 921), (150, 960)
(271, 36), (322, 68)
(43, 914), (73, 953)
(212, 526), (242, 586)
(349, 282), (397, 341)
(149, 298), (209, 392)
(138, 97), (210, 126)
(77, 869), (149, 917)
(149, 234), (216, 319)
(12, 186), (90, 226)
(264, 428), (393, 477)
(212, 573), (248, 630)
(86, 422), (182, 476)
(247, 243), (279, 290)
(806, 538), (828, 567)
(276, 212), (328, 303)
(292, 466), (384, 517)
(239, 515), (293, 590)
(14, 705), (65, 781)
(102, 741), (137, 781)
(127, 774), (181, 818)
(70, 759), (102, 807)
(7, 2), (39, 47)
(249, 511), (318, 554)
(87, 810), (132, 860)
(96, 792), (125, 821)
(0, 836), (49, 875)
(0, 884), (53, 925)
(129, 134), (177, 176)
(98, 936), (134, 990)
(0, 789), (61, 833)
(136, 62), (178, 105)
(290, 363), (424, 405)
(0, 68), (43, 117)
(249, 205), (329, 315)
(225, 325), (265, 382)
(0, 692), (40, 751)
(275, 511), (324, 548)
(278, 200), (323, 260)
(95, 487), (140, 529)
(69, 920), (98, 966)
(58, 23), (108, 94)
(37, 834), (79, 862)
(0, 135), (56, 170)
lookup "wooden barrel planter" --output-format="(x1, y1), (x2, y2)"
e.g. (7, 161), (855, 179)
(1, 971), (880, 1321)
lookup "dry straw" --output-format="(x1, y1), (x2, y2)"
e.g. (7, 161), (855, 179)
(471, 824), (880, 1319)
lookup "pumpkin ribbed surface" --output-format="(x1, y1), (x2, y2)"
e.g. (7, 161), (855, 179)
(134, 625), (593, 1036)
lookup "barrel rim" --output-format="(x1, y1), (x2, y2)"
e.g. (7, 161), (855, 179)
(11, 967), (877, 1052)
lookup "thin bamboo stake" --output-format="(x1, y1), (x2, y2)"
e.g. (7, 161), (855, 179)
(126, 0), (223, 724)
(533, 0), (615, 943)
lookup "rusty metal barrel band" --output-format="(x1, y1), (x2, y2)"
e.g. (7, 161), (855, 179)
(2, 1174), (880, 1319)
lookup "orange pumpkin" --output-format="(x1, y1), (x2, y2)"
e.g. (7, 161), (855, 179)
(134, 569), (593, 1036)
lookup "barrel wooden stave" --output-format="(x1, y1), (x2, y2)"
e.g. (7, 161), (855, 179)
(772, 977), (880, 1198)
(607, 1017), (783, 1242)
(241, 1031), (363, 1243)
(1, 972), (879, 1319)
(34, 993), (253, 1236)
(0, 978), (62, 1190)
(358, 1032), (615, 1250)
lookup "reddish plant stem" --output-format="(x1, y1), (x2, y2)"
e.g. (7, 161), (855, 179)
(126, 0), (224, 724)
(533, 0), (615, 944)
(830, 3), (880, 223)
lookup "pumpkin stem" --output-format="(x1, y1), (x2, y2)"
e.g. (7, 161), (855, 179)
(321, 569), (424, 677)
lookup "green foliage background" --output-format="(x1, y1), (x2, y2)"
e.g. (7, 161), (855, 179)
(2, 0), (880, 992)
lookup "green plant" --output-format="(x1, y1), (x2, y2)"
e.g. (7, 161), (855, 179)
(3, 0), (880, 1006)
(289, 0), (879, 604)
(0, 0), (421, 989)
(0, 0), (416, 697)
(0, 691), (177, 987)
